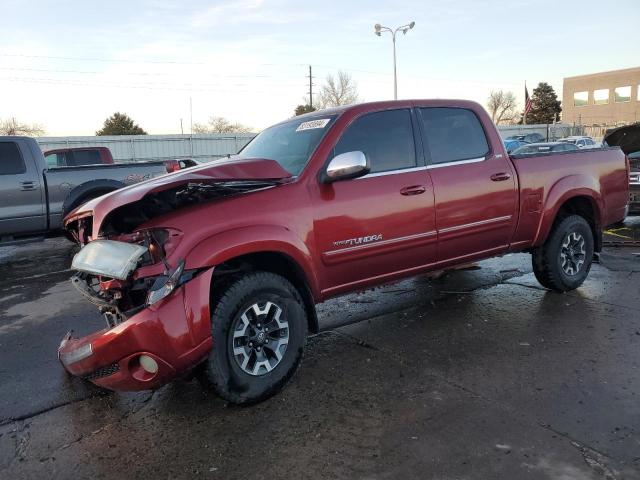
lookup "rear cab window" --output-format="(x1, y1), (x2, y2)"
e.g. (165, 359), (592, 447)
(418, 107), (489, 165)
(332, 109), (416, 174)
(72, 150), (102, 166)
(0, 141), (27, 175)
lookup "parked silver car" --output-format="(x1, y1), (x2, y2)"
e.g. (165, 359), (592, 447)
(558, 136), (600, 149)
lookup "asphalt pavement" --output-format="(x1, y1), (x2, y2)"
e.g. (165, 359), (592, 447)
(0, 223), (639, 479)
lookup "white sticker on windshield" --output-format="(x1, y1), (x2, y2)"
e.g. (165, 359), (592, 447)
(296, 119), (331, 132)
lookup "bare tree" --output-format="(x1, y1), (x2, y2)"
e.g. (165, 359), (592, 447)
(487, 90), (518, 125)
(0, 117), (45, 136)
(193, 116), (252, 134)
(317, 71), (360, 109)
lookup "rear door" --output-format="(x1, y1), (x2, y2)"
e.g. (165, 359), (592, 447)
(417, 107), (518, 263)
(313, 108), (437, 294)
(0, 140), (46, 237)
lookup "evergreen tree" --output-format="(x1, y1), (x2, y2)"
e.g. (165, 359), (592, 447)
(526, 82), (562, 124)
(96, 112), (147, 135)
(294, 104), (316, 116)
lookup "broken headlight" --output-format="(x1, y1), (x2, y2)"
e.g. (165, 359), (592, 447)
(147, 260), (199, 305)
(72, 240), (148, 280)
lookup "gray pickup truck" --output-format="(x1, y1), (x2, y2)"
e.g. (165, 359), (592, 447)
(0, 136), (183, 244)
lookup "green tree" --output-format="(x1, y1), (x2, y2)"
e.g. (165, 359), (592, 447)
(96, 112), (147, 135)
(526, 82), (562, 124)
(294, 104), (316, 116)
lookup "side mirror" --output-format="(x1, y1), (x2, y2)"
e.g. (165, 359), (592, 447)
(322, 151), (370, 183)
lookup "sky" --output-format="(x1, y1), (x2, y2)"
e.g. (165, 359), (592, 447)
(1, 0), (638, 136)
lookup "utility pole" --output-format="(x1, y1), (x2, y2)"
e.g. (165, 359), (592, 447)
(306, 65), (314, 108)
(189, 97), (193, 134)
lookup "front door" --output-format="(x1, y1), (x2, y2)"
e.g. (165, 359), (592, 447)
(417, 107), (518, 264)
(313, 108), (437, 296)
(0, 140), (46, 237)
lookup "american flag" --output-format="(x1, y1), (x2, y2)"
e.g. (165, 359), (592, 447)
(524, 84), (532, 116)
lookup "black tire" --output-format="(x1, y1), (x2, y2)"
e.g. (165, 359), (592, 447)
(532, 215), (594, 292)
(204, 271), (308, 405)
(62, 189), (113, 219)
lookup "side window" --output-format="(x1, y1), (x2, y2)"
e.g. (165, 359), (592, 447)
(45, 153), (67, 167)
(72, 150), (102, 166)
(419, 108), (489, 164)
(0, 142), (26, 175)
(577, 139), (585, 147)
(333, 109), (416, 174)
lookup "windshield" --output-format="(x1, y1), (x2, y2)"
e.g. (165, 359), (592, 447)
(561, 139), (577, 144)
(239, 115), (337, 175)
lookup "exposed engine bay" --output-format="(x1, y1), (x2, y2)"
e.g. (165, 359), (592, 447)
(66, 179), (281, 329)
(67, 180), (282, 245)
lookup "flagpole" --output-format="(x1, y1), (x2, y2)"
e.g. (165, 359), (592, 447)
(524, 81), (527, 125)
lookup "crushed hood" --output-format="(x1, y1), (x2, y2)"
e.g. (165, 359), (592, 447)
(603, 123), (640, 155)
(64, 157), (293, 239)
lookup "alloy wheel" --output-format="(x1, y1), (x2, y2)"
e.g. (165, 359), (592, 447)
(231, 302), (290, 376)
(560, 232), (586, 276)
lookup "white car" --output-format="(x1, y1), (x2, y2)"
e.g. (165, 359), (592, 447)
(558, 136), (600, 149)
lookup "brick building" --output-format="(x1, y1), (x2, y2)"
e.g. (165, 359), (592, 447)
(562, 67), (640, 135)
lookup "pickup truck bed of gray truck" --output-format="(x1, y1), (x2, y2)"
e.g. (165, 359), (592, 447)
(0, 136), (180, 243)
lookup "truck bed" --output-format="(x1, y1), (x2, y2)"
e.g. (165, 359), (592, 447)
(509, 147), (628, 249)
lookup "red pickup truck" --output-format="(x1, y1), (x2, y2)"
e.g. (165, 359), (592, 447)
(62, 100), (629, 404)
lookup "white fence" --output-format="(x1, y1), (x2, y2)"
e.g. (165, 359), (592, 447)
(34, 124), (594, 165)
(36, 133), (256, 164)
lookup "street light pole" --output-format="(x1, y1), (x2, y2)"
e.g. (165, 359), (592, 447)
(374, 21), (415, 100)
(392, 33), (397, 100)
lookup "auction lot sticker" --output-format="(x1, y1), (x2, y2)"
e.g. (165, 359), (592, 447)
(296, 119), (331, 131)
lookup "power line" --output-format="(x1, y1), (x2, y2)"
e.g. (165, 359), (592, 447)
(0, 76), (299, 93)
(0, 66), (272, 78)
(0, 53), (205, 65)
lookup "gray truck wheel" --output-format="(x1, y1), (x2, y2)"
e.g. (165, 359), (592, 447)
(204, 271), (307, 405)
(532, 215), (594, 292)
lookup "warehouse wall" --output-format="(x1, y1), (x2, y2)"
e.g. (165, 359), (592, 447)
(36, 133), (255, 163)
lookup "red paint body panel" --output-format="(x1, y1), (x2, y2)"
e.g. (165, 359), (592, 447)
(61, 99), (629, 391)
(58, 268), (214, 390)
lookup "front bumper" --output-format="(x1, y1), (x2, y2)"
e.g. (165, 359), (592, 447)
(58, 267), (214, 391)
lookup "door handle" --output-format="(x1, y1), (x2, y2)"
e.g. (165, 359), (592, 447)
(400, 185), (426, 196)
(490, 173), (511, 182)
(20, 181), (36, 191)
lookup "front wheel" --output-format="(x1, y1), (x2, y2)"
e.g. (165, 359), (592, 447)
(204, 271), (308, 405)
(532, 215), (594, 292)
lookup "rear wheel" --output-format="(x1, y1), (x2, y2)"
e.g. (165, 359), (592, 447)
(204, 272), (308, 405)
(532, 215), (594, 292)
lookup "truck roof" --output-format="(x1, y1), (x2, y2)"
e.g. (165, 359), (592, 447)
(280, 99), (485, 125)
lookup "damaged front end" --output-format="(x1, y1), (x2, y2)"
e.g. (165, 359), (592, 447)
(59, 228), (209, 389)
(60, 163), (292, 390)
(69, 230), (191, 325)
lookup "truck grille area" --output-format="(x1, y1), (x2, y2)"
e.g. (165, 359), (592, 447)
(83, 363), (120, 381)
